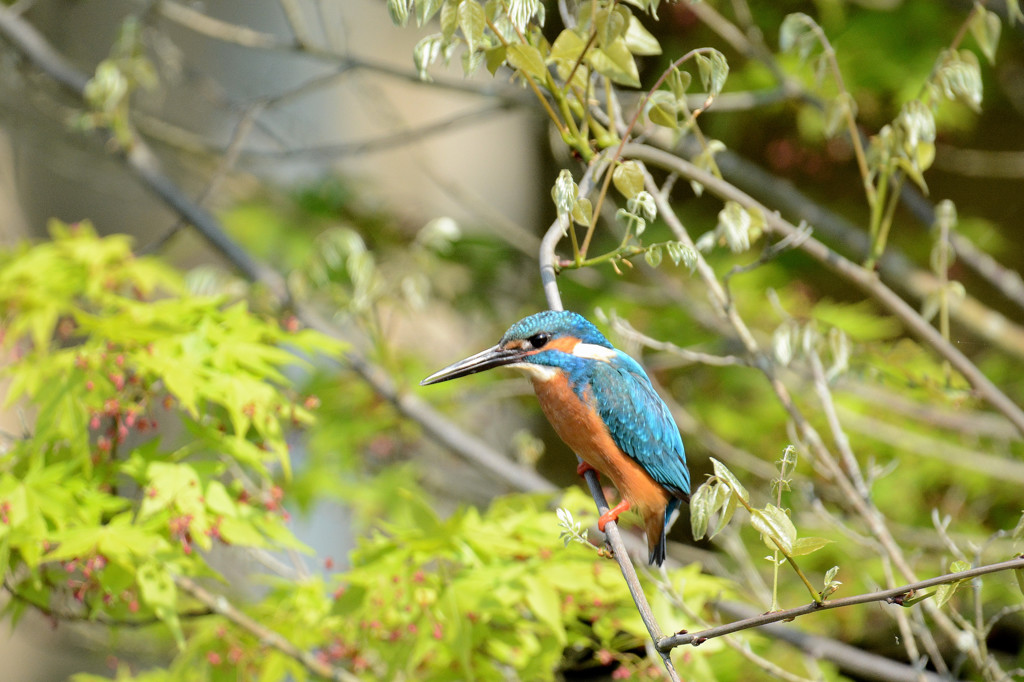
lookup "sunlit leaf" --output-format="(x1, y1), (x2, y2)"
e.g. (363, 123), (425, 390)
(751, 504), (796, 554)
(791, 536), (833, 556)
(711, 458), (749, 504)
(587, 38), (640, 87)
(458, 0), (485, 54)
(612, 160), (645, 199)
(646, 90), (678, 128)
(624, 15), (661, 56)
(695, 49), (729, 97)
(969, 7), (1001, 64)
(507, 43), (548, 83)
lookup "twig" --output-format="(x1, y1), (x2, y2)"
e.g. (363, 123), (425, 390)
(700, 140), (1024, 362)
(715, 600), (945, 682)
(659, 555), (1024, 650)
(624, 142), (1024, 438)
(175, 576), (360, 682)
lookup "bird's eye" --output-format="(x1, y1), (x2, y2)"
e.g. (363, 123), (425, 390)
(528, 333), (550, 349)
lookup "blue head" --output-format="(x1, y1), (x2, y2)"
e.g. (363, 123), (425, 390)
(420, 310), (615, 385)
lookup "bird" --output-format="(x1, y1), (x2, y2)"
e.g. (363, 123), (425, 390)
(420, 310), (689, 566)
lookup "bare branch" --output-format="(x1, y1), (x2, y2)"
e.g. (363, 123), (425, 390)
(660, 555), (1024, 650)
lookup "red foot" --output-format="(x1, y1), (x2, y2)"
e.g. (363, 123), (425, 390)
(598, 500), (631, 532)
(576, 460), (596, 477)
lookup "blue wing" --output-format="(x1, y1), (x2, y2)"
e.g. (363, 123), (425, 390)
(589, 351), (690, 498)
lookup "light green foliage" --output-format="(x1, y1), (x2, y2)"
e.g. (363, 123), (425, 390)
(394, 0), (725, 165)
(0, 222), (339, 656)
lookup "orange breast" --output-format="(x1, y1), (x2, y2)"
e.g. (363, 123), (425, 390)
(530, 374), (671, 529)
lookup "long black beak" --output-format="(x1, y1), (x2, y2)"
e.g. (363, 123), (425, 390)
(420, 344), (525, 386)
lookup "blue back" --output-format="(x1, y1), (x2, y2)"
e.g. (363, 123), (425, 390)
(588, 351), (690, 498)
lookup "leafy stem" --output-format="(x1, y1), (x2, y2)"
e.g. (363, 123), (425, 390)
(729, 489), (824, 605)
(579, 47), (724, 259)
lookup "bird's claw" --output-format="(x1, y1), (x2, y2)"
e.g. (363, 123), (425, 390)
(576, 461), (596, 477)
(597, 500), (631, 532)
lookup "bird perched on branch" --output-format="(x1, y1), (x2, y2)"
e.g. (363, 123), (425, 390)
(421, 310), (689, 566)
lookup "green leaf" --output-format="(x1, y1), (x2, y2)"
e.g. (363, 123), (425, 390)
(779, 13), (816, 62)
(587, 38), (640, 87)
(934, 560), (971, 608)
(969, 7), (1001, 64)
(751, 504), (796, 554)
(218, 516), (270, 547)
(440, 0), (461, 40)
(689, 480), (711, 539)
(386, 0), (413, 26)
(1008, 0), (1024, 26)
(710, 489), (738, 540)
(458, 0), (485, 54)
(414, 34), (444, 81)
(824, 92), (857, 139)
(668, 66), (691, 103)
(612, 160), (645, 199)
(415, 0), (445, 25)
(711, 457), (749, 504)
(205, 480), (237, 517)
(646, 90), (678, 129)
(624, 15), (661, 56)
(571, 197), (593, 227)
(549, 29), (586, 79)
(595, 6), (630, 47)
(823, 565), (840, 586)
(695, 49), (729, 97)
(485, 45), (507, 75)
(791, 536), (833, 556)
(522, 576), (566, 645)
(506, 44), (548, 83)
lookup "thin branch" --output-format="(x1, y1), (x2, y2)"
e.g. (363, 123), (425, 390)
(659, 555), (1024, 650)
(699, 140), (1024, 362)
(715, 600), (946, 682)
(175, 576), (360, 682)
(624, 142), (1024, 438)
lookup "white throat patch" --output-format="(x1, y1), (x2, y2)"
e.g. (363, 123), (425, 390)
(572, 343), (617, 362)
(508, 362), (559, 382)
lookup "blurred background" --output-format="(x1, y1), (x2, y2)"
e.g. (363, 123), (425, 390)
(3, 0), (1024, 679)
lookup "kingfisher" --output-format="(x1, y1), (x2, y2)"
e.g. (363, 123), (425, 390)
(421, 310), (689, 566)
